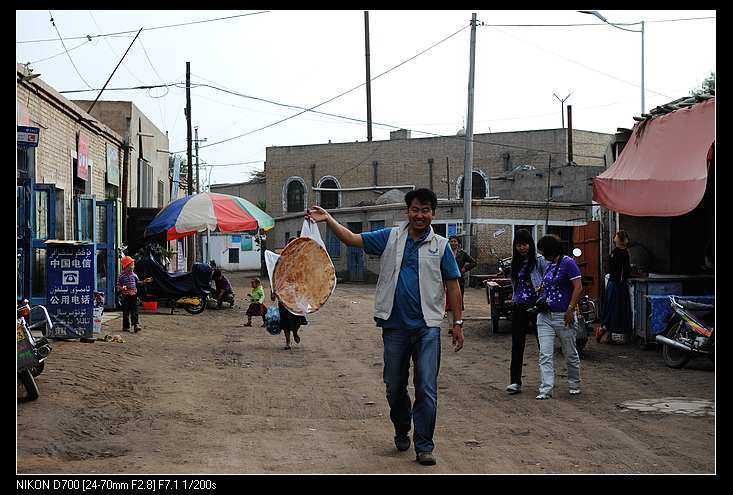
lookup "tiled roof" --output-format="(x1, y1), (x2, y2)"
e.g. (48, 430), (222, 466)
(633, 91), (715, 122)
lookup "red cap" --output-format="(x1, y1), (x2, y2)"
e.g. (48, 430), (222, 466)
(121, 256), (135, 269)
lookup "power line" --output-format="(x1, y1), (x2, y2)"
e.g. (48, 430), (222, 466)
(49, 11), (95, 90)
(170, 23), (470, 153)
(89, 11), (145, 85)
(488, 25), (673, 99)
(477, 16), (714, 27)
(137, 33), (169, 130)
(25, 38), (91, 65)
(17, 11), (270, 44)
(58, 83), (180, 94)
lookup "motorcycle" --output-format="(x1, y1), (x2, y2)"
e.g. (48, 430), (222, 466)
(655, 296), (714, 368)
(119, 245), (213, 315)
(17, 300), (53, 401)
(483, 252), (514, 334)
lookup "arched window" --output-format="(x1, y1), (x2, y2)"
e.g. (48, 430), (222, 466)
(318, 176), (340, 209)
(457, 171), (488, 199)
(284, 178), (306, 213)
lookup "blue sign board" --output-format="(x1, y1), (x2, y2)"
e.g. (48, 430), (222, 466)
(45, 241), (96, 339)
(17, 126), (40, 147)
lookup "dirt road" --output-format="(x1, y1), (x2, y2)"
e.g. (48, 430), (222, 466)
(17, 271), (715, 474)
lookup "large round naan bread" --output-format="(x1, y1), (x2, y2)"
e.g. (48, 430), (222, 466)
(273, 237), (336, 314)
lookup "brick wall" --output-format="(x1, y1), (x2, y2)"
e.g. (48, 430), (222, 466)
(265, 129), (612, 218)
(17, 72), (124, 239)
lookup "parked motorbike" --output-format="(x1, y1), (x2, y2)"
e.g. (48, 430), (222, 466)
(120, 245), (213, 315)
(17, 299), (53, 401)
(484, 250), (514, 334)
(656, 296), (714, 368)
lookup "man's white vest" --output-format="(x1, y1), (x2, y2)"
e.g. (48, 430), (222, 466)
(373, 223), (450, 328)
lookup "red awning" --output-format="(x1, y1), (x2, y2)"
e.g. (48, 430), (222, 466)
(593, 98), (714, 216)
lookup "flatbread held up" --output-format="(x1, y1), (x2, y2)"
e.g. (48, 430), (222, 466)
(273, 237), (336, 314)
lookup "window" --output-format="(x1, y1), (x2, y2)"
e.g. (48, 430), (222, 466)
(287, 180), (305, 212)
(458, 171), (487, 199)
(432, 224), (446, 237)
(369, 220), (385, 232)
(546, 225), (574, 255)
(550, 185), (564, 199)
(138, 159), (153, 207)
(320, 178), (339, 209)
(326, 226), (341, 258)
(228, 248), (240, 264)
(158, 180), (164, 208)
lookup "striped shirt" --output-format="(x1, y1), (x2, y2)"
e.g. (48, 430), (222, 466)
(117, 271), (140, 296)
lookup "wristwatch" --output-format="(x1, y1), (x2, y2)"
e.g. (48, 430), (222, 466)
(453, 319), (464, 326)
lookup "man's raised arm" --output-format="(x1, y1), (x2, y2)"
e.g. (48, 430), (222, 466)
(306, 205), (364, 248)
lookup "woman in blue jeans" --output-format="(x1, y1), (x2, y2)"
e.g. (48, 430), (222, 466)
(535, 235), (583, 400)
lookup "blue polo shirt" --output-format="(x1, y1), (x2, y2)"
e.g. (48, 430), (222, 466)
(362, 227), (461, 330)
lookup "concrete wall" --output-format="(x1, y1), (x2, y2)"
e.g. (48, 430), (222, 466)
(273, 200), (587, 281)
(265, 128), (612, 219)
(210, 182), (267, 210)
(17, 66), (124, 239)
(206, 233), (261, 271)
(73, 100), (170, 209)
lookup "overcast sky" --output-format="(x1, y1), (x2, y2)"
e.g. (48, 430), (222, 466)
(16, 10), (716, 187)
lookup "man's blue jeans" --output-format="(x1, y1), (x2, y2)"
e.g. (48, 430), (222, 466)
(382, 326), (441, 453)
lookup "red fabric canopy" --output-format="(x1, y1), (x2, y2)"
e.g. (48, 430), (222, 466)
(593, 98), (714, 217)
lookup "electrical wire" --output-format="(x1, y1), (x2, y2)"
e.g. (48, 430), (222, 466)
(25, 38), (91, 65)
(49, 11), (95, 89)
(137, 33), (169, 130)
(170, 23), (470, 153)
(477, 15), (714, 27)
(89, 11), (146, 85)
(17, 11), (270, 44)
(488, 25), (673, 100)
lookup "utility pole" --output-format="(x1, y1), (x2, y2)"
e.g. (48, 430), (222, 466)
(446, 157), (451, 201)
(364, 11), (373, 142)
(194, 126), (207, 262)
(567, 104), (574, 163)
(553, 92), (571, 128)
(462, 13), (477, 255)
(545, 154), (552, 229)
(641, 21), (645, 115)
(185, 61), (195, 270)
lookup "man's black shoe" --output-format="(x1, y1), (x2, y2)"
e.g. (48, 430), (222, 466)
(394, 435), (411, 452)
(416, 451), (436, 466)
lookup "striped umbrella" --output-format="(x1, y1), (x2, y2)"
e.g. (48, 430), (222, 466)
(144, 192), (274, 241)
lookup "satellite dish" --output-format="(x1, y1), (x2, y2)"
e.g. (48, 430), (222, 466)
(572, 248), (582, 257)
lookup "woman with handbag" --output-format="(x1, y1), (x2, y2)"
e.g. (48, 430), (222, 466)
(505, 229), (548, 395)
(534, 235), (583, 400)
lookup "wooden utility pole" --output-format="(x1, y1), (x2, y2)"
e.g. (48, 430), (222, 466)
(186, 61), (195, 270)
(364, 11), (373, 142)
(462, 13), (477, 255)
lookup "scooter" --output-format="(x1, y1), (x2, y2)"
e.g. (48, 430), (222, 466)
(17, 300), (53, 401)
(121, 245), (213, 315)
(656, 296), (714, 368)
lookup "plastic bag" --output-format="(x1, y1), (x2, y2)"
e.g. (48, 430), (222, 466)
(264, 218), (337, 316)
(264, 305), (281, 336)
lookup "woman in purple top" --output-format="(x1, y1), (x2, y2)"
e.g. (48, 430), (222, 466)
(534, 235), (583, 400)
(505, 229), (548, 395)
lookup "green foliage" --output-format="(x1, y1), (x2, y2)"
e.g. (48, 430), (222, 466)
(248, 169), (266, 184)
(690, 72), (715, 96)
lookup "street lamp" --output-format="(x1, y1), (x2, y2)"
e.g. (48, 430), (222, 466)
(580, 10), (645, 114)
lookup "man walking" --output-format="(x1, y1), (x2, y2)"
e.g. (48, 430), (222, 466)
(306, 188), (464, 466)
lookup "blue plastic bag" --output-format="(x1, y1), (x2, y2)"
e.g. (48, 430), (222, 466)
(265, 305), (281, 335)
